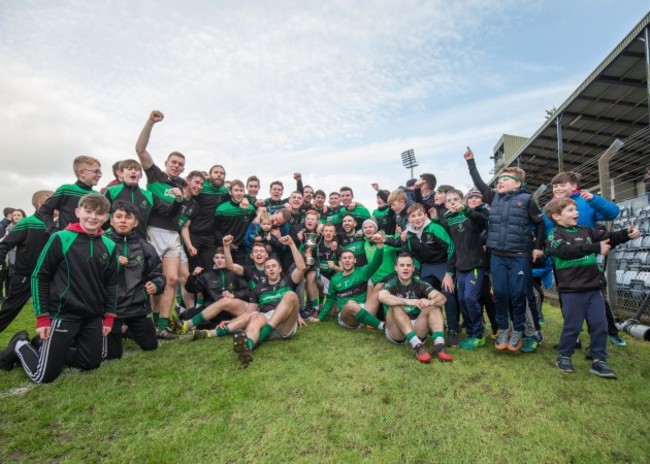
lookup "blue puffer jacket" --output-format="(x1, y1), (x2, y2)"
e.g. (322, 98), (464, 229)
(486, 190), (533, 254)
(543, 192), (619, 233)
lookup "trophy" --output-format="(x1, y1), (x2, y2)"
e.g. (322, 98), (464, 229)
(304, 232), (319, 266)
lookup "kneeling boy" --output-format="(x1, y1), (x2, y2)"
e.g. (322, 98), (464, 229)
(104, 201), (166, 359)
(0, 194), (118, 383)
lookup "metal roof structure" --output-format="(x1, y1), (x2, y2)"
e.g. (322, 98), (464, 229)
(491, 12), (650, 199)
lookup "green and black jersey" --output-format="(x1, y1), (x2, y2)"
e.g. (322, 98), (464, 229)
(249, 275), (296, 314)
(39, 180), (94, 233)
(104, 182), (181, 238)
(547, 225), (630, 293)
(32, 223), (119, 323)
(382, 276), (435, 319)
(144, 164), (186, 231)
(372, 206), (390, 232)
(0, 211), (48, 276)
(178, 197), (199, 231)
(190, 181), (230, 236)
(243, 265), (268, 289)
(317, 249), (383, 321)
(215, 200), (256, 246)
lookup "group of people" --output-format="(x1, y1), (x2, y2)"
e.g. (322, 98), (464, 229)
(0, 110), (640, 384)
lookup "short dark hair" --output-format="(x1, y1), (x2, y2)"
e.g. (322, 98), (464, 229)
(340, 186), (354, 196)
(186, 170), (205, 182)
(246, 175), (260, 185)
(3, 207), (16, 217)
(111, 200), (139, 217)
(551, 171), (581, 186)
(167, 151), (185, 161)
(437, 184), (455, 194)
(314, 190), (326, 198)
(419, 173), (437, 191)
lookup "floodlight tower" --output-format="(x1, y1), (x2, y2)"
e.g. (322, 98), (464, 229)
(401, 149), (418, 178)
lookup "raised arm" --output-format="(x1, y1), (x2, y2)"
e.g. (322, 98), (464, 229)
(223, 235), (245, 276)
(464, 147), (493, 204)
(279, 235), (306, 284)
(135, 110), (164, 170)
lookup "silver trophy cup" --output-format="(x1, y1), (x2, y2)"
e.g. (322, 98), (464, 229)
(304, 232), (319, 266)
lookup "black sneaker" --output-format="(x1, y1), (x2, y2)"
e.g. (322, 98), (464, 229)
(590, 360), (617, 379)
(233, 330), (253, 368)
(0, 331), (29, 371)
(156, 327), (179, 340)
(555, 355), (574, 374)
(446, 331), (459, 347)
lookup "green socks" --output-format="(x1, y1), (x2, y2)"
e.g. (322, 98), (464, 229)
(258, 323), (274, 345)
(354, 308), (384, 330)
(432, 331), (445, 345)
(157, 317), (169, 330)
(152, 313), (160, 325)
(216, 326), (231, 337)
(190, 313), (206, 327)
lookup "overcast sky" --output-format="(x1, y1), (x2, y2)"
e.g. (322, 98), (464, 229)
(1, 0), (648, 213)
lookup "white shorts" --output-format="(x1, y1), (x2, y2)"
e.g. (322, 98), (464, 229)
(319, 275), (331, 294)
(385, 319), (418, 345)
(337, 304), (365, 329)
(179, 246), (188, 264)
(262, 310), (297, 339)
(147, 226), (182, 259)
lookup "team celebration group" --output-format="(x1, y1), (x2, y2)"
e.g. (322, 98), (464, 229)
(0, 110), (640, 383)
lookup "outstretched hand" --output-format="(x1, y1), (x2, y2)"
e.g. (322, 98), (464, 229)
(464, 146), (474, 160)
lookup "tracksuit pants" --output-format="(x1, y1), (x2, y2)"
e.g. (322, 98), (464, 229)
(104, 315), (157, 360)
(490, 255), (530, 332)
(456, 268), (486, 338)
(558, 290), (607, 360)
(15, 317), (103, 384)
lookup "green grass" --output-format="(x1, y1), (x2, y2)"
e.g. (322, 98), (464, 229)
(1, 303), (649, 463)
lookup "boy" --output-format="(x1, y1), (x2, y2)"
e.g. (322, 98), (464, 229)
(545, 198), (640, 378)
(464, 147), (544, 352)
(104, 159), (183, 239)
(0, 194), (118, 383)
(40, 155), (103, 233)
(0, 190), (52, 333)
(444, 188), (489, 349)
(543, 170), (625, 347)
(104, 201), (166, 359)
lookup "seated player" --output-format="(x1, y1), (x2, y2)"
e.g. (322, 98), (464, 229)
(309, 235), (385, 330)
(178, 247), (250, 338)
(379, 253), (452, 363)
(221, 235), (306, 367)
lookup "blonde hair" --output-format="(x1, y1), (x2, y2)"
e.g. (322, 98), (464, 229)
(73, 155), (101, 174)
(32, 190), (53, 209)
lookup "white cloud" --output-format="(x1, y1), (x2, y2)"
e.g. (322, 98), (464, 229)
(1, 0), (569, 213)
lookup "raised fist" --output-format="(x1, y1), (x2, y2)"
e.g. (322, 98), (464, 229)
(464, 146), (474, 160)
(149, 110), (164, 123)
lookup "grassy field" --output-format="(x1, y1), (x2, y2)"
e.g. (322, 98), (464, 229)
(0, 303), (649, 464)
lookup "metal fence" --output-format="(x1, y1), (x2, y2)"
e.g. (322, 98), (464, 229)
(538, 126), (650, 320)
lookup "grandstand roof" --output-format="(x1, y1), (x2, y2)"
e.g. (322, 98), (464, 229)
(492, 12), (650, 198)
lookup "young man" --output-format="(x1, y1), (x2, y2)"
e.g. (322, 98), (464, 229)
(104, 201), (165, 359)
(187, 164), (230, 272)
(465, 147), (544, 352)
(379, 253), (452, 363)
(339, 186), (371, 229)
(178, 247), (250, 339)
(225, 235), (306, 367)
(309, 237), (385, 330)
(305, 222), (341, 316)
(135, 110), (187, 339)
(215, 179), (257, 266)
(545, 198), (640, 378)
(413, 173), (437, 217)
(0, 190), (52, 333)
(245, 175), (261, 204)
(40, 155), (103, 233)
(395, 203), (459, 345)
(0, 194), (118, 383)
